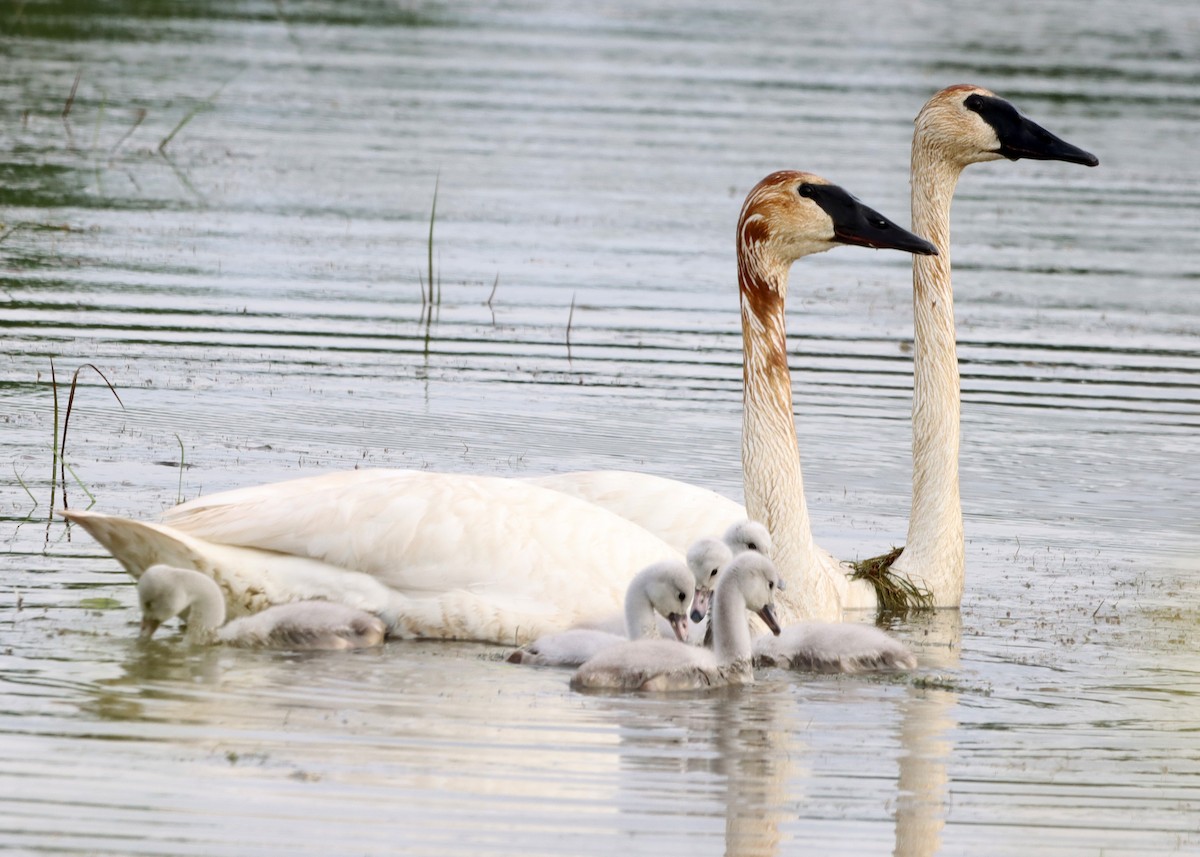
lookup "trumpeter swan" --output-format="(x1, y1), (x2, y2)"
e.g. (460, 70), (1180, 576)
(531, 88), (1097, 617)
(61, 171), (934, 643)
(885, 84), (1098, 606)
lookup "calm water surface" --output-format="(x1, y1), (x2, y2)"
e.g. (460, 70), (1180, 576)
(2, 1), (1199, 854)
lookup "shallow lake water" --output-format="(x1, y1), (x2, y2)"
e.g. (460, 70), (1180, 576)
(2, 1), (1199, 854)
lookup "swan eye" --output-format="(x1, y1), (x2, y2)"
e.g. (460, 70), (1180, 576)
(678, 592), (686, 602)
(870, 217), (888, 229)
(797, 184), (814, 198)
(768, 580), (775, 590)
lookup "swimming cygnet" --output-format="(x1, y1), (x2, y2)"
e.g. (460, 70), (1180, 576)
(570, 552), (782, 692)
(722, 519), (773, 556)
(506, 559), (695, 666)
(137, 564), (386, 650)
(692, 519), (772, 639)
(753, 621), (917, 673)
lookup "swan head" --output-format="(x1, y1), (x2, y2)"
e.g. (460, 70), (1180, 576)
(720, 552), (783, 637)
(722, 519), (773, 557)
(738, 172), (937, 279)
(136, 564), (220, 639)
(915, 85), (1099, 169)
(685, 538), (734, 623)
(632, 560), (696, 643)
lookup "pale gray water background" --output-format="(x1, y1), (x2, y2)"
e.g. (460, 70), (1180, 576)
(2, 1), (1199, 854)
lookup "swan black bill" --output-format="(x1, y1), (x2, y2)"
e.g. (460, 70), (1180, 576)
(809, 184), (939, 256)
(965, 93), (1099, 167)
(756, 604), (782, 636)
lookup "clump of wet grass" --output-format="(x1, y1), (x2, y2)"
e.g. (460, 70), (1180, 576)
(849, 546), (935, 614)
(48, 358), (124, 516)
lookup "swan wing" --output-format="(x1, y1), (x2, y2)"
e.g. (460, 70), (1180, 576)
(525, 470), (746, 553)
(164, 470), (678, 611)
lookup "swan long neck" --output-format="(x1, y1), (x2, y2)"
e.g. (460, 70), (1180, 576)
(897, 143), (966, 604)
(181, 573), (227, 643)
(738, 238), (840, 620)
(711, 579), (753, 665)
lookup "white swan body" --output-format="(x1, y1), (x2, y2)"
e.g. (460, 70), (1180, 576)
(60, 174), (935, 640)
(524, 471), (747, 554)
(138, 564), (387, 649)
(887, 85), (1099, 606)
(63, 470), (682, 645)
(753, 622), (916, 673)
(570, 552), (783, 693)
(506, 560), (695, 666)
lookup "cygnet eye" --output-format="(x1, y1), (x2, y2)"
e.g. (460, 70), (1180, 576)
(768, 580), (775, 590)
(678, 591), (686, 602)
(747, 542), (757, 551)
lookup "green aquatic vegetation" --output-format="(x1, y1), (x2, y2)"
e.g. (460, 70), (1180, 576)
(849, 546), (935, 615)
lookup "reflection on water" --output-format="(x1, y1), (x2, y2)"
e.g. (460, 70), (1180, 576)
(3, 0), (1200, 854)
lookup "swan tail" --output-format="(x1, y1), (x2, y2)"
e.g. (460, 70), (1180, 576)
(60, 509), (216, 579)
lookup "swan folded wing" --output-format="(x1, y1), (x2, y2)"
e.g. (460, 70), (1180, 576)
(525, 470), (747, 553)
(163, 470), (681, 616)
(60, 509), (404, 621)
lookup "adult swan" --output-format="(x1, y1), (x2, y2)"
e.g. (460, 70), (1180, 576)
(530, 86), (1098, 618)
(61, 172), (935, 643)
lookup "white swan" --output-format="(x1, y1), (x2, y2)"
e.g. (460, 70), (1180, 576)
(506, 559), (694, 666)
(529, 89), (1098, 617)
(63, 472), (681, 645)
(524, 470), (747, 554)
(886, 84), (1099, 606)
(60, 171), (933, 644)
(137, 564), (387, 649)
(570, 552), (783, 692)
(752, 622), (916, 673)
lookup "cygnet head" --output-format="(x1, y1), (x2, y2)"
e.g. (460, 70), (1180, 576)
(685, 538), (733, 623)
(914, 84), (1098, 170)
(629, 560), (696, 643)
(723, 519), (772, 556)
(719, 552), (783, 637)
(137, 564), (222, 640)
